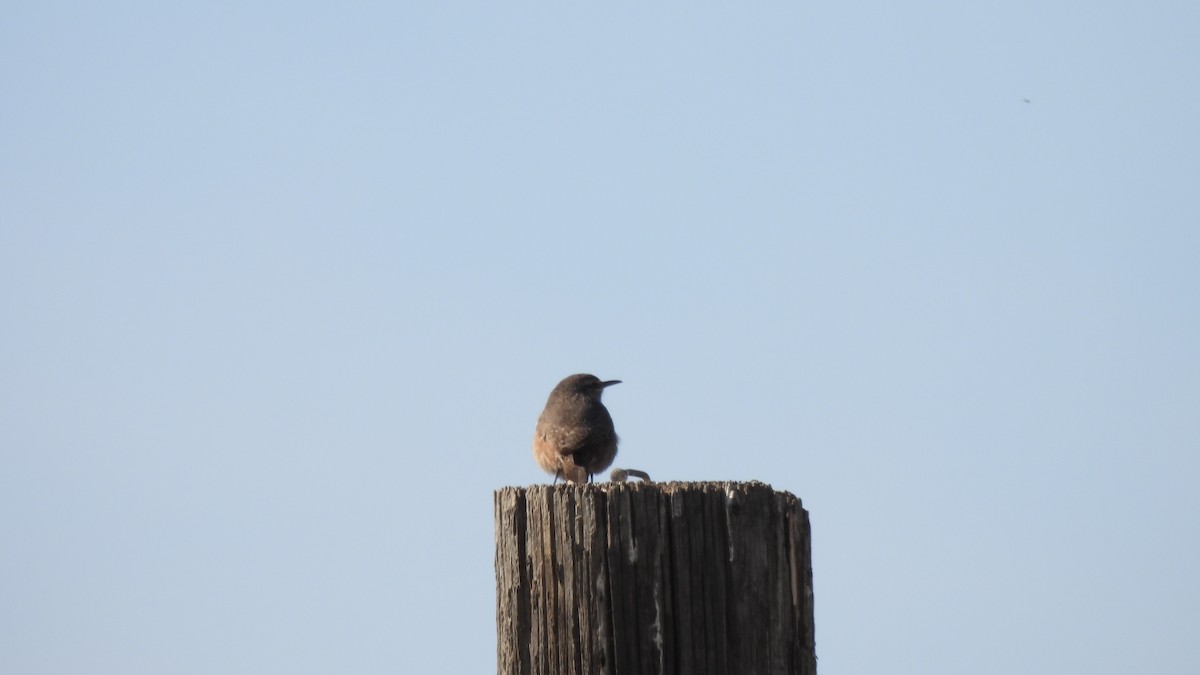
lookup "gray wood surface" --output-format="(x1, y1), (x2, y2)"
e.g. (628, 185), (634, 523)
(495, 482), (815, 675)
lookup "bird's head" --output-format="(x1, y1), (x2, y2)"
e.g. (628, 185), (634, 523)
(560, 373), (621, 400)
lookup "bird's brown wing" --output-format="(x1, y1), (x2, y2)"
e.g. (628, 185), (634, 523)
(541, 423), (594, 457)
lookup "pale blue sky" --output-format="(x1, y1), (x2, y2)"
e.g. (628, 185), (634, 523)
(3, 2), (1197, 673)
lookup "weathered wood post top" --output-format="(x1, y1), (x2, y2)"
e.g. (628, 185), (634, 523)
(495, 481), (816, 675)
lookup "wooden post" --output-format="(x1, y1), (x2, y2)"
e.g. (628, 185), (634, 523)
(494, 481), (816, 675)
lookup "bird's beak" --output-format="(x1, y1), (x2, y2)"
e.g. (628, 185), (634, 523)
(601, 380), (622, 388)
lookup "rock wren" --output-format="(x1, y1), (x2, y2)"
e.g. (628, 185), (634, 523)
(532, 374), (620, 483)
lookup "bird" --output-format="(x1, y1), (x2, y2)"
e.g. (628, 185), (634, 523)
(532, 374), (621, 483)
